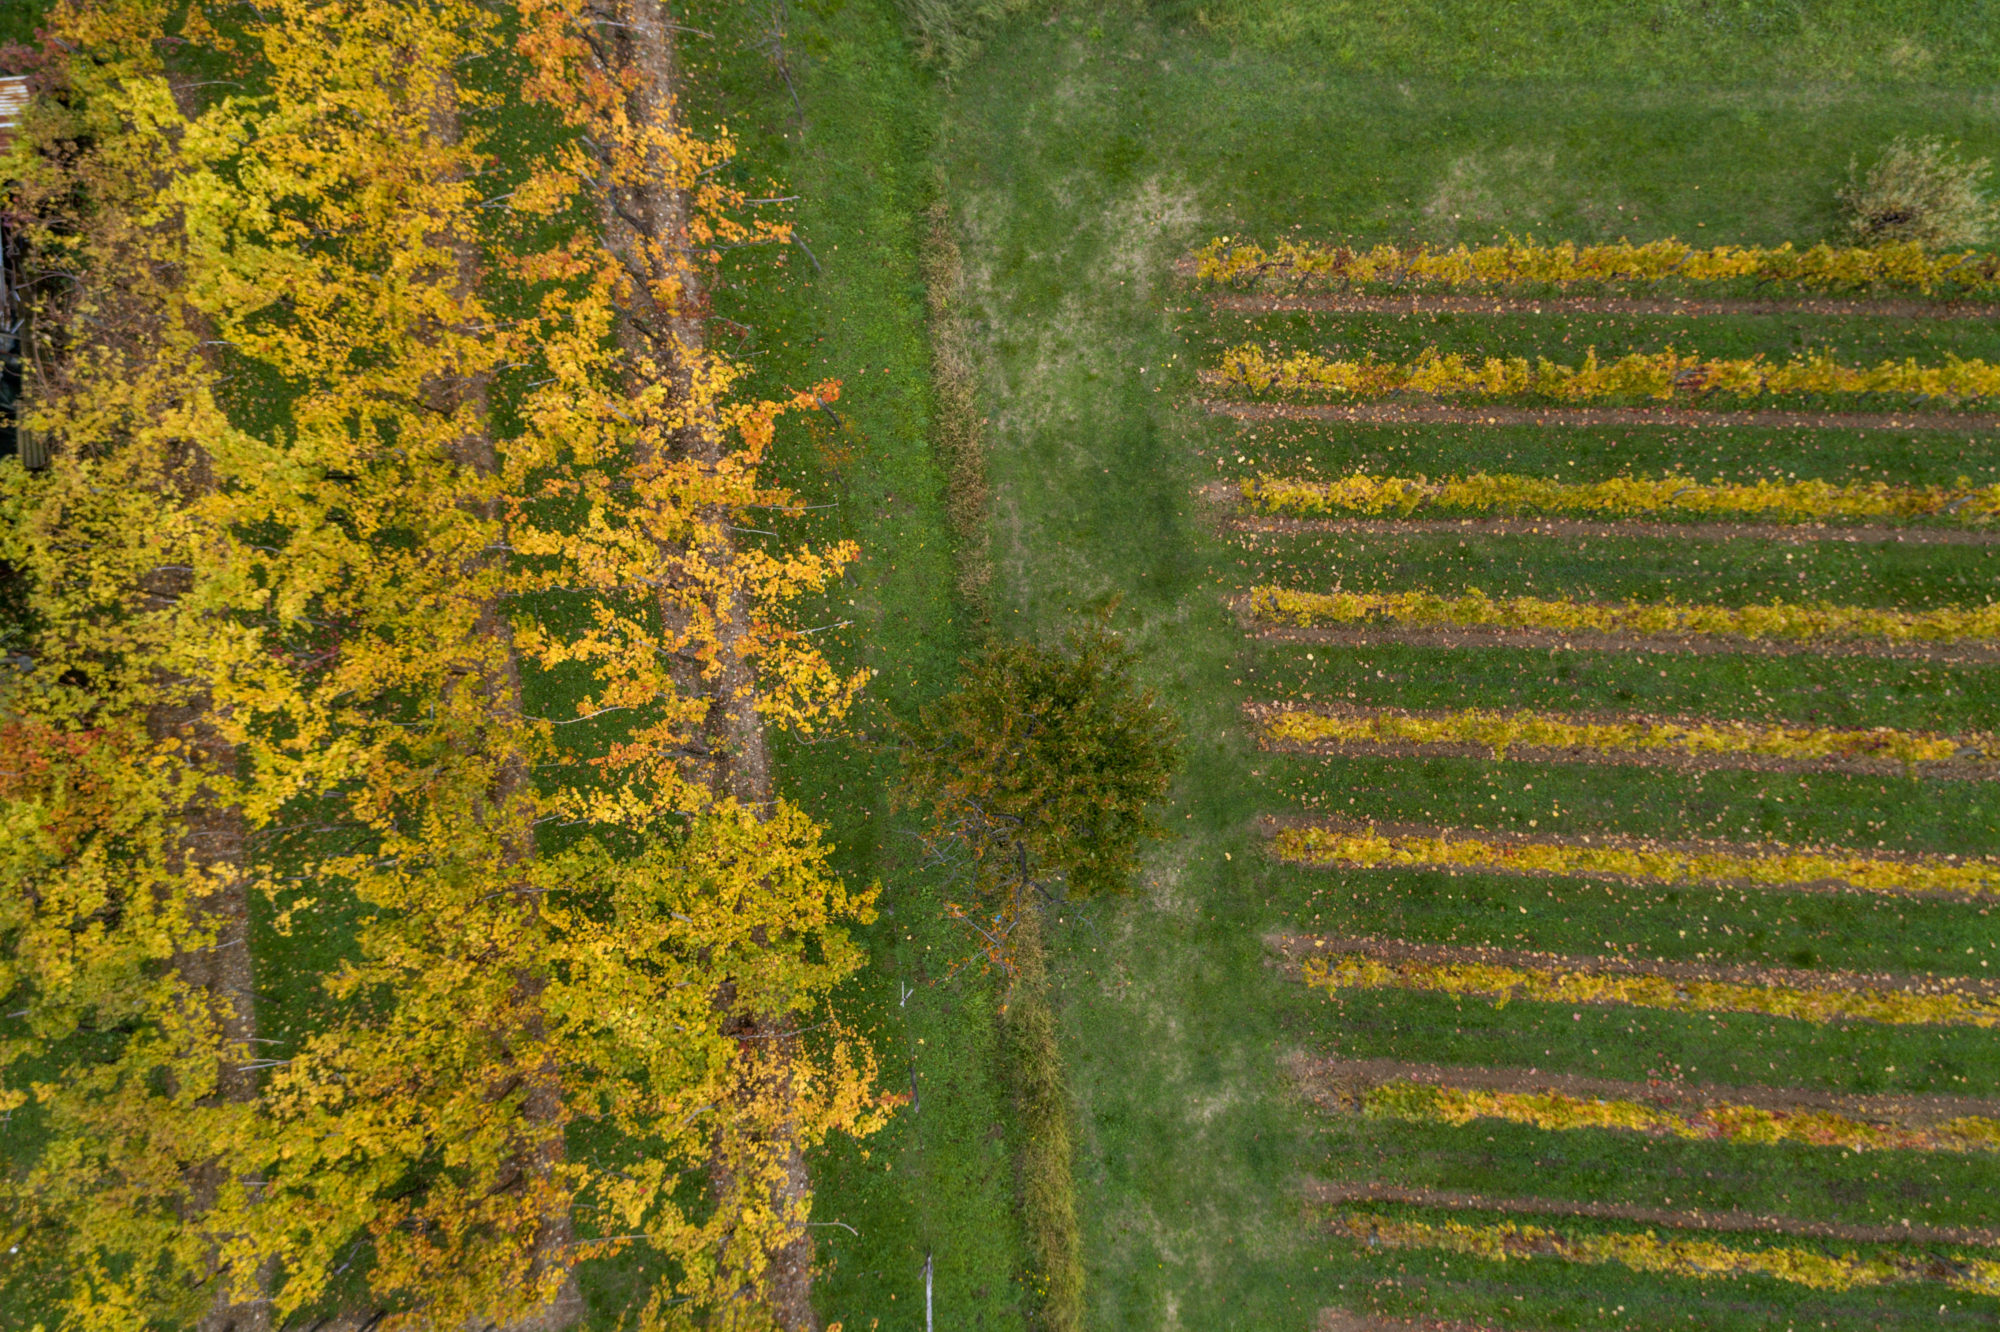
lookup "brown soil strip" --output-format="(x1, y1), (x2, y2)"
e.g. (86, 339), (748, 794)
(1304, 1179), (2000, 1248)
(1262, 811), (2000, 905)
(1203, 398), (2000, 434)
(1242, 700), (2000, 782)
(1247, 617), (2000, 665)
(1286, 1053), (2000, 1127)
(1268, 931), (2000, 1002)
(1317, 1312), (1515, 1332)
(1208, 292), (2000, 319)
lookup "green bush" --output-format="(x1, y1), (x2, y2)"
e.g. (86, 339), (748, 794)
(897, 630), (1180, 908)
(1838, 135), (2000, 248)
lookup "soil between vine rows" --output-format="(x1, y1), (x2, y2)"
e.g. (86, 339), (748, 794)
(1315, 1312), (1515, 1332)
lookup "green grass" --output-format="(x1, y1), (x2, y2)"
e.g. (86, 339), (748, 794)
(661, 1), (1043, 1327)
(1234, 529), (2000, 608)
(0, 0), (47, 49)
(1174, 0), (2000, 84)
(1207, 419), (2000, 487)
(928, 1), (2000, 1328)
(1209, 309), (2000, 365)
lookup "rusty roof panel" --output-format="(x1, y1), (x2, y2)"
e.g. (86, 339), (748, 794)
(0, 77), (29, 153)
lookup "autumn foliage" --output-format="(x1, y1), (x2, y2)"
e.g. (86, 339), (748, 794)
(0, 1), (887, 1328)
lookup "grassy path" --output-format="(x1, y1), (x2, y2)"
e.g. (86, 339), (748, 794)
(671, 2), (1038, 1325)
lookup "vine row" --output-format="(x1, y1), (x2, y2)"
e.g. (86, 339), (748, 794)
(1192, 236), (2000, 296)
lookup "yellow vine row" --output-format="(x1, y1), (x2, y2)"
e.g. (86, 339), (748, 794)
(1192, 236), (2000, 296)
(1361, 1081), (2000, 1157)
(1300, 951), (2000, 1029)
(1263, 706), (1984, 770)
(1332, 1214), (2000, 1296)
(1239, 472), (2000, 523)
(1216, 344), (2000, 402)
(1248, 585), (2000, 646)
(1272, 824), (2000, 902)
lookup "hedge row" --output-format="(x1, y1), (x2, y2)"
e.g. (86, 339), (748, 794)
(1239, 472), (2000, 523)
(1216, 345), (2000, 402)
(1248, 585), (2000, 646)
(1363, 1080), (2000, 1157)
(1333, 1214), (2000, 1295)
(1263, 706), (1981, 769)
(1301, 952), (2000, 1029)
(1271, 824), (2000, 902)
(1192, 236), (2000, 296)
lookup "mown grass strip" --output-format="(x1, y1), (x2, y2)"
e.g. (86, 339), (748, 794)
(1246, 586), (2000, 649)
(1189, 237), (2000, 297)
(1328, 1211), (2000, 1296)
(1255, 702), (1994, 776)
(1236, 472), (2000, 524)
(1352, 1078), (2000, 1158)
(1214, 345), (2000, 404)
(1281, 935), (2000, 1029)
(1269, 821), (2000, 902)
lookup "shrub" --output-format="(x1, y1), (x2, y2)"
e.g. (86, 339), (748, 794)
(897, 631), (1179, 970)
(1839, 136), (2000, 249)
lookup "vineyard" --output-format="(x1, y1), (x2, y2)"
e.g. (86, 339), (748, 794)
(1184, 217), (2000, 1327)
(12, 0), (2000, 1327)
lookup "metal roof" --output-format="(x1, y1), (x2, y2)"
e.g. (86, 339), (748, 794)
(0, 77), (28, 154)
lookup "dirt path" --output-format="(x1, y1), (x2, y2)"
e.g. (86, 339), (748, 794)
(1287, 1053), (2000, 1125)
(1305, 1180), (2000, 1247)
(1316, 1312), (1517, 1332)
(1204, 399), (2000, 433)
(1243, 699), (1999, 781)
(1207, 292), (2000, 320)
